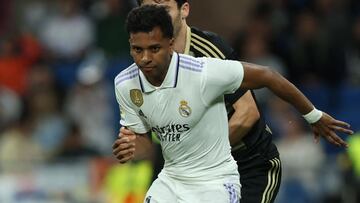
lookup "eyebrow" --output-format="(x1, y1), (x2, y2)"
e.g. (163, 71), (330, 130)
(131, 44), (161, 49)
(149, 44), (161, 48)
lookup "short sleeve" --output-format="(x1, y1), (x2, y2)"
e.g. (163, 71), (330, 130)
(115, 86), (150, 134)
(201, 58), (244, 104)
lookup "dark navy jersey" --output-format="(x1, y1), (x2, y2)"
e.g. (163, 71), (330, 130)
(186, 26), (275, 158)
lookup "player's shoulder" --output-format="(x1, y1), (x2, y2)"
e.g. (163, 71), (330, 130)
(190, 27), (237, 60)
(178, 53), (206, 73)
(190, 27), (222, 43)
(114, 63), (139, 89)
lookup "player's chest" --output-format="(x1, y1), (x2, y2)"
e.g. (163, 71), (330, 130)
(133, 87), (206, 127)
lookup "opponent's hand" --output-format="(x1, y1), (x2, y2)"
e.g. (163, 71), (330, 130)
(112, 127), (137, 163)
(311, 112), (353, 147)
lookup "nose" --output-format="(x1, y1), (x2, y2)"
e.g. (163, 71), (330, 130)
(141, 50), (152, 64)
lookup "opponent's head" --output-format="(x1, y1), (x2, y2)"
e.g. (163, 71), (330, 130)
(136, 0), (188, 8)
(126, 5), (174, 85)
(136, 0), (189, 38)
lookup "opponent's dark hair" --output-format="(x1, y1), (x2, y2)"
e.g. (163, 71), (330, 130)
(126, 5), (173, 39)
(136, 0), (188, 9)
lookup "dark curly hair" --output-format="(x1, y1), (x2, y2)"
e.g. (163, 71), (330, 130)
(126, 5), (173, 39)
(136, 0), (188, 9)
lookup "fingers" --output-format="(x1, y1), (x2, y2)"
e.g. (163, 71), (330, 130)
(327, 131), (348, 147)
(113, 146), (135, 158)
(113, 145), (135, 163)
(118, 152), (135, 164)
(313, 126), (348, 147)
(331, 119), (351, 129)
(112, 136), (136, 164)
(313, 114), (353, 147)
(112, 140), (135, 154)
(329, 125), (354, 135)
(115, 147), (135, 161)
(324, 115), (353, 134)
(323, 134), (336, 145)
(112, 136), (134, 149)
(314, 126), (349, 147)
(113, 127), (138, 164)
(114, 133), (136, 148)
(119, 127), (136, 138)
(313, 129), (320, 144)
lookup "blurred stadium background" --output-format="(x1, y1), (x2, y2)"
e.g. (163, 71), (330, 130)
(0, 0), (359, 202)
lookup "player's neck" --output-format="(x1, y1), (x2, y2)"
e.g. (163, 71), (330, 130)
(173, 23), (188, 54)
(146, 55), (172, 87)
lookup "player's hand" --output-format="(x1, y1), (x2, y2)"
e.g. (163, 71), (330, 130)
(112, 127), (137, 163)
(311, 112), (353, 147)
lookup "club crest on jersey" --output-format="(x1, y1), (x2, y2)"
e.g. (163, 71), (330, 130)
(179, 100), (191, 117)
(130, 89), (143, 107)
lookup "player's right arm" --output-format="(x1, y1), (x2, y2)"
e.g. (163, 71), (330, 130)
(113, 79), (153, 163)
(112, 127), (153, 163)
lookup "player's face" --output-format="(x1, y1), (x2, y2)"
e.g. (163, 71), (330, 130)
(141, 0), (187, 38)
(129, 26), (174, 86)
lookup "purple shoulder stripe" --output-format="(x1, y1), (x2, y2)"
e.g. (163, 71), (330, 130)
(115, 73), (139, 85)
(179, 55), (204, 72)
(180, 55), (202, 65)
(115, 64), (138, 85)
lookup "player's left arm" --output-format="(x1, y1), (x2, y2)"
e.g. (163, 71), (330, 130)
(240, 62), (354, 147)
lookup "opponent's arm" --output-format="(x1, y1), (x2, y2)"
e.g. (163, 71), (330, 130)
(112, 127), (154, 163)
(228, 91), (259, 146)
(240, 62), (353, 147)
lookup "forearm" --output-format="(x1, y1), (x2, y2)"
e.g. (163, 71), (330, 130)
(265, 71), (314, 114)
(241, 62), (314, 114)
(133, 132), (154, 160)
(239, 63), (353, 148)
(228, 91), (259, 146)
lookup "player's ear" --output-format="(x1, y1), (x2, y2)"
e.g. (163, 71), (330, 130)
(169, 38), (175, 51)
(128, 38), (132, 53)
(128, 37), (135, 56)
(180, 2), (189, 19)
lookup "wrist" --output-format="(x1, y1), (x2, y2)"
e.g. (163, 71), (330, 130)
(303, 107), (323, 124)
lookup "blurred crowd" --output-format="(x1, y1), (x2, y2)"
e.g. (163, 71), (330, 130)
(0, 0), (360, 202)
(0, 0), (134, 165)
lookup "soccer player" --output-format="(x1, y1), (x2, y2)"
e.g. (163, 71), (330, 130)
(134, 1), (282, 203)
(116, 5), (241, 202)
(113, 5), (353, 203)
(138, 0), (268, 198)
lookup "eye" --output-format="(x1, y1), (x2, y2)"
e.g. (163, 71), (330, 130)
(133, 47), (142, 53)
(151, 47), (160, 53)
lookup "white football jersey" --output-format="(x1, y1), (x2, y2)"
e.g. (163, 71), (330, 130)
(115, 53), (244, 182)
